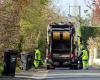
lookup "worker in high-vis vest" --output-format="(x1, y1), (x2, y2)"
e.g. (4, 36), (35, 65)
(34, 48), (41, 68)
(82, 48), (88, 69)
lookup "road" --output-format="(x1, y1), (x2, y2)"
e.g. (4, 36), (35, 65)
(0, 68), (100, 80)
(47, 69), (100, 80)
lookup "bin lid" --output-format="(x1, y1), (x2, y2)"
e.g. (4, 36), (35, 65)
(21, 51), (33, 56)
(4, 49), (18, 54)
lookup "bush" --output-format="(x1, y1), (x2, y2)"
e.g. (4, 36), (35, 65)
(0, 62), (3, 77)
(80, 26), (100, 47)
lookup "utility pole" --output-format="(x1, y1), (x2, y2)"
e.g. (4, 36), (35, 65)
(78, 5), (81, 27)
(69, 4), (70, 16)
(68, 5), (81, 26)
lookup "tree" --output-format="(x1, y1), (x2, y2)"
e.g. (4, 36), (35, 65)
(0, 0), (21, 56)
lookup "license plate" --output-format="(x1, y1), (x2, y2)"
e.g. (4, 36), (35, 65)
(53, 54), (59, 57)
(60, 54), (69, 57)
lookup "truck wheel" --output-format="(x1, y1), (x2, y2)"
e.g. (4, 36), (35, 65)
(70, 65), (78, 70)
(79, 62), (83, 69)
(70, 65), (74, 70)
(78, 60), (83, 69)
(74, 65), (78, 70)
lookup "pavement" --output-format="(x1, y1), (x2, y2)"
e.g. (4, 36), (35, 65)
(88, 66), (100, 70)
(0, 67), (100, 80)
(15, 68), (48, 79)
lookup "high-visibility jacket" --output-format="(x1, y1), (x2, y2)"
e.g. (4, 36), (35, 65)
(35, 49), (41, 60)
(82, 50), (88, 60)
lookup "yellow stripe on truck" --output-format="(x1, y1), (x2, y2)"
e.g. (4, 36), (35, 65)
(63, 32), (70, 40)
(53, 32), (60, 40)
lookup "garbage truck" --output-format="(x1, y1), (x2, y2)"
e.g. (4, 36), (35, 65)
(46, 22), (80, 69)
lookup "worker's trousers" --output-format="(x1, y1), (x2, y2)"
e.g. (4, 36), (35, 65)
(82, 60), (88, 69)
(34, 60), (40, 68)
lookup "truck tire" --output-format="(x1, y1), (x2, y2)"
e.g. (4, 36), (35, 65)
(70, 65), (74, 70)
(70, 64), (78, 70)
(78, 59), (83, 69)
(79, 62), (83, 69)
(74, 65), (78, 70)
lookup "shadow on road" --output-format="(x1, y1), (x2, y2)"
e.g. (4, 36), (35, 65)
(0, 77), (32, 80)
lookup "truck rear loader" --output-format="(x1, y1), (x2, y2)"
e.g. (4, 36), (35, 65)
(46, 22), (80, 69)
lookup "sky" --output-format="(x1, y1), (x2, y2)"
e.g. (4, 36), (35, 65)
(52, 0), (92, 18)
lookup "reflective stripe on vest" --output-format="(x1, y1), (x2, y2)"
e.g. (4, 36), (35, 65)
(35, 49), (41, 60)
(82, 50), (88, 60)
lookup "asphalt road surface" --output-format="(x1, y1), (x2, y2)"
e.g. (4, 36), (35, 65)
(47, 69), (100, 80)
(1, 68), (100, 80)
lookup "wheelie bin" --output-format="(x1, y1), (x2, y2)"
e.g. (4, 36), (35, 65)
(20, 51), (34, 70)
(3, 49), (18, 76)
